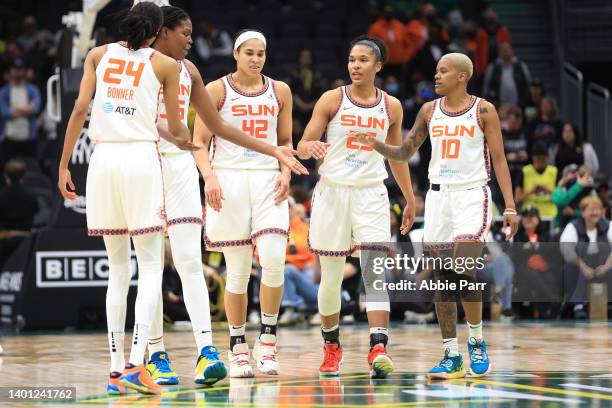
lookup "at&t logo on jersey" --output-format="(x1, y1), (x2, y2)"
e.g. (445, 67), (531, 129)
(102, 101), (136, 116)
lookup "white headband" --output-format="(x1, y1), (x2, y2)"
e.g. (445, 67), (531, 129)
(234, 31), (266, 50)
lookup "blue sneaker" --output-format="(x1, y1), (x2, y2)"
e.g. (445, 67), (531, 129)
(467, 337), (490, 377)
(427, 352), (466, 380)
(195, 345), (228, 385)
(147, 351), (179, 385)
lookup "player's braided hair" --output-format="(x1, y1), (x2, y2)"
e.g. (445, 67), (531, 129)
(160, 6), (190, 30)
(119, 2), (163, 50)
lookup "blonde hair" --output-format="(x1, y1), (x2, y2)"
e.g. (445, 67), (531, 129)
(441, 52), (473, 80)
(579, 195), (603, 212)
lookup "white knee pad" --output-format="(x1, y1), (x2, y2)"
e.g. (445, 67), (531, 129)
(224, 246), (253, 294)
(360, 252), (390, 313)
(257, 234), (287, 288)
(317, 256), (345, 316)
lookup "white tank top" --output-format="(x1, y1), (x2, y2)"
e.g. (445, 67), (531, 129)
(210, 74), (280, 170)
(318, 86), (389, 186)
(89, 42), (160, 143)
(427, 96), (490, 185)
(158, 60), (192, 154)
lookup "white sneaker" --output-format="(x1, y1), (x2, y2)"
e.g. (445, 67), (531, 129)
(248, 311), (261, 325)
(252, 340), (280, 375)
(228, 343), (254, 378)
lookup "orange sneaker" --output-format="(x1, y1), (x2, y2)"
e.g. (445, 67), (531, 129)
(368, 344), (394, 378)
(107, 371), (127, 395)
(120, 364), (162, 394)
(319, 344), (343, 377)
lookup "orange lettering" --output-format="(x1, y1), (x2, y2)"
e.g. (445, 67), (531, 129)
(441, 139), (461, 159)
(346, 131), (376, 151)
(103, 58), (145, 87)
(242, 119), (268, 138)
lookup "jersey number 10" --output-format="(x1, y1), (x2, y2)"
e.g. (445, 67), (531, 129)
(103, 58), (145, 87)
(441, 139), (460, 159)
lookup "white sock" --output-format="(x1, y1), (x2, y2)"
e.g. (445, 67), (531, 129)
(322, 324), (339, 332)
(468, 321), (483, 341)
(148, 289), (165, 358)
(129, 323), (150, 366)
(108, 331), (125, 373)
(260, 312), (278, 344)
(129, 234), (163, 366)
(168, 224), (214, 354)
(103, 235), (132, 373)
(443, 338), (459, 357)
(369, 327), (389, 336)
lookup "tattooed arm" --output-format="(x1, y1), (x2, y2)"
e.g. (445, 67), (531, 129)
(357, 101), (433, 162)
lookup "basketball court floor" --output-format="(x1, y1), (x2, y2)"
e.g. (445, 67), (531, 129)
(1, 322), (611, 407)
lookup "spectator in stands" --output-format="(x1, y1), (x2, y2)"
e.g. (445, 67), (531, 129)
(596, 177), (611, 219)
(514, 143), (558, 218)
(447, 21), (478, 62)
(368, 4), (409, 78)
(410, 21), (448, 82)
(550, 123), (599, 175)
(482, 42), (531, 108)
(404, 3), (443, 63)
(0, 159), (38, 231)
(0, 42), (23, 84)
(513, 206), (558, 319)
(0, 60), (41, 166)
(560, 196), (612, 319)
(475, 7), (511, 79)
(502, 106), (529, 184)
(528, 96), (563, 151)
(279, 199), (318, 324)
(478, 233), (515, 319)
(16, 16), (54, 56)
(552, 164), (596, 230)
(523, 77), (545, 123)
(0, 159), (39, 265)
(193, 20), (232, 62)
(287, 48), (325, 128)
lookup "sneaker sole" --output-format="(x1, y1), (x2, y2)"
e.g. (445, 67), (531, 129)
(154, 377), (179, 385)
(319, 358), (343, 377)
(256, 364), (279, 376)
(371, 355), (394, 378)
(468, 364), (491, 378)
(195, 362), (228, 385)
(426, 369), (467, 380)
(120, 379), (161, 395)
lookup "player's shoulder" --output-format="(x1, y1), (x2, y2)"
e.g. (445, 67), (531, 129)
(477, 98), (495, 112)
(319, 87), (343, 105)
(384, 93), (403, 111)
(270, 78), (291, 94)
(418, 100), (436, 120)
(182, 58), (198, 73)
(151, 51), (177, 68)
(87, 45), (107, 61)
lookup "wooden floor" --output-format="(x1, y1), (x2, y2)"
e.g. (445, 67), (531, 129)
(1, 322), (611, 407)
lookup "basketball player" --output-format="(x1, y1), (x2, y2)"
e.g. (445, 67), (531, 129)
(297, 36), (416, 378)
(357, 53), (518, 379)
(147, 7), (308, 385)
(192, 29), (293, 378)
(57, 2), (188, 395)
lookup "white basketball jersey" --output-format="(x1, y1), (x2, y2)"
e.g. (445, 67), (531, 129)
(89, 42), (160, 143)
(318, 86), (389, 186)
(427, 96), (490, 184)
(210, 74), (279, 170)
(158, 60), (192, 154)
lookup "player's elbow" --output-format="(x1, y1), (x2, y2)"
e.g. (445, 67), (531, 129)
(72, 100), (89, 117)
